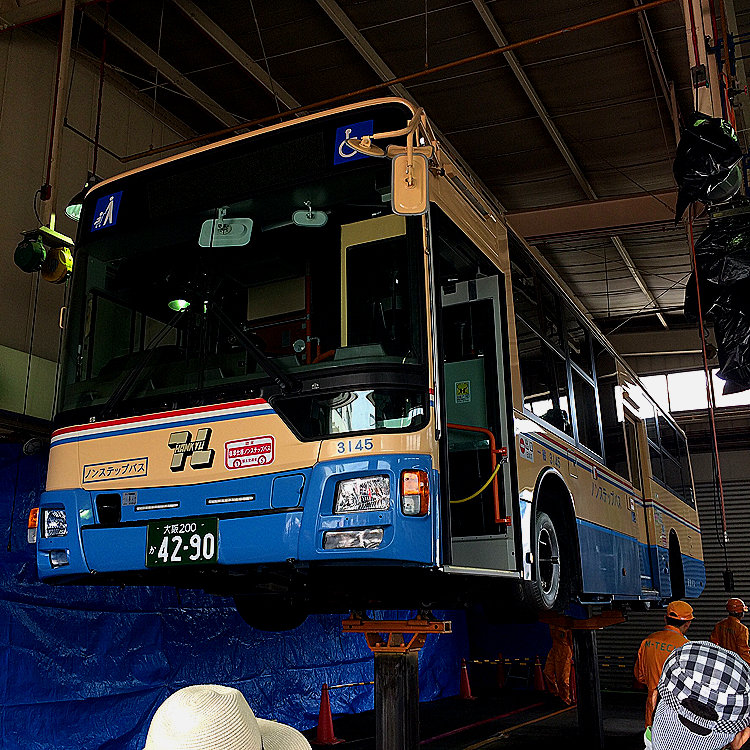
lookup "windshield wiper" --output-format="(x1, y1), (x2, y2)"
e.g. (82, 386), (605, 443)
(208, 303), (298, 394)
(98, 309), (186, 420)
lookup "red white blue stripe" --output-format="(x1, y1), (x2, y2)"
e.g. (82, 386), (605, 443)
(51, 399), (274, 447)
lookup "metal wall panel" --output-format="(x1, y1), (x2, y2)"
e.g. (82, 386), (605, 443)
(597, 476), (750, 691)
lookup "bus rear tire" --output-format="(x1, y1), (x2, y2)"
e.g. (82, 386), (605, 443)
(233, 596), (308, 631)
(523, 510), (571, 612)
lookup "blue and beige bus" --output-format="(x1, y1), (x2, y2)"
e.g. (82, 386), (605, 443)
(29, 98), (704, 629)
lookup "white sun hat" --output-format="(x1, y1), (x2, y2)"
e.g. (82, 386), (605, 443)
(143, 684), (312, 750)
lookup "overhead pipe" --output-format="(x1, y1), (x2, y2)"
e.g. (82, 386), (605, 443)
(40, 0), (75, 230)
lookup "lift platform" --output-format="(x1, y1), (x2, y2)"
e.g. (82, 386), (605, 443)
(343, 609), (624, 750)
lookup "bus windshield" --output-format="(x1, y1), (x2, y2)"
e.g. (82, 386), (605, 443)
(58, 107), (427, 428)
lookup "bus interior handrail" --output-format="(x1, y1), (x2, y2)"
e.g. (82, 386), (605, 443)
(446, 422), (508, 525)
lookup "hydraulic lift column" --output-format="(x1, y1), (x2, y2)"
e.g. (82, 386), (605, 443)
(343, 612), (452, 750)
(573, 629), (603, 750)
(542, 609), (625, 750)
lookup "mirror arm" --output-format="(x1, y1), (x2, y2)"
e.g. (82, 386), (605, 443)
(369, 108), (423, 142)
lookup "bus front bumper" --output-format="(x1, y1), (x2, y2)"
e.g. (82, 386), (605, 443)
(34, 454), (438, 581)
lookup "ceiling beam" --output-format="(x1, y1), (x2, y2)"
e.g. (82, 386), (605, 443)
(608, 234), (668, 329)
(472, 0), (667, 328)
(314, 0), (411, 101)
(472, 0), (596, 200)
(507, 191), (677, 240)
(169, 0), (300, 111)
(0, 0), (98, 31)
(85, 4), (240, 128)
(0, 0), (62, 30)
(632, 0), (680, 144)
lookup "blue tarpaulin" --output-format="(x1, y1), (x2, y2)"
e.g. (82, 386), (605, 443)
(0, 445), (468, 749)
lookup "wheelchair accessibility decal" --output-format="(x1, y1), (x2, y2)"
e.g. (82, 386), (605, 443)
(334, 120), (374, 165)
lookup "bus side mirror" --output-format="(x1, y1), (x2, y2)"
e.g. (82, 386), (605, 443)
(391, 153), (429, 215)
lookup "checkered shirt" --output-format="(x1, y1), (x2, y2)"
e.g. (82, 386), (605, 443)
(658, 641), (750, 733)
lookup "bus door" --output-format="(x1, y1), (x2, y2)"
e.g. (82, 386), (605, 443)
(624, 414), (655, 592)
(440, 276), (515, 573)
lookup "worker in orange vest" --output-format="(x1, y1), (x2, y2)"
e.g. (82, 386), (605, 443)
(543, 624), (574, 704)
(710, 598), (750, 664)
(634, 600), (693, 728)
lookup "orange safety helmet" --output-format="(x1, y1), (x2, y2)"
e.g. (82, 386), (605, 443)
(727, 598), (748, 613)
(666, 601), (695, 621)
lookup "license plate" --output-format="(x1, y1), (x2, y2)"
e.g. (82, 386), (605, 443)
(146, 517), (218, 567)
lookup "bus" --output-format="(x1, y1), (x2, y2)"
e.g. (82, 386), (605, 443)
(29, 98), (704, 629)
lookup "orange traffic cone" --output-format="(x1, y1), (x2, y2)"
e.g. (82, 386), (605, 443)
(313, 684), (343, 745)
(459, 658), (476, 700)
(533, 655), (545, 692)
(570, 659), (577, 705)
(497, 652), (506, 689)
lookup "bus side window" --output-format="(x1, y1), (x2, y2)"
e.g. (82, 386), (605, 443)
(516, 317), (573, 436)
(677, 432), (695, 506)
(595, 345), (629, 480)
(643, 400), (664, 482)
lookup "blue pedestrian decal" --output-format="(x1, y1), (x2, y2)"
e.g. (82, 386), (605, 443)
(91, 191), (123, 231)
(334, 120), (374, 165)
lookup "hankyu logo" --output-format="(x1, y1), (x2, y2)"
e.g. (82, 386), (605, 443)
(91, 191), (122, 232)
(168, 428), (214, 471)
(225, 436), (275, 469)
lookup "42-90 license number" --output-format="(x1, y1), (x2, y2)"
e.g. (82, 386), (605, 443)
(146, 517), (218, 567)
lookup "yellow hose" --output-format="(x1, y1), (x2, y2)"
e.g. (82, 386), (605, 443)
(449, 464), (501, 504)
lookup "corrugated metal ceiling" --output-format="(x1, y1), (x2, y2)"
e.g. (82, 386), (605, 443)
(15, 0), (749, 335)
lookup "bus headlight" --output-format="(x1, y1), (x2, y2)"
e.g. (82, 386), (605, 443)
(323, 528), (384, 550)
(42, 509), (68, 538)
(334, 476), (390, 513)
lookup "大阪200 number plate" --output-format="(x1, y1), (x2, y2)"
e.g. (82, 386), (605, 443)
(146, 517), (218, 567)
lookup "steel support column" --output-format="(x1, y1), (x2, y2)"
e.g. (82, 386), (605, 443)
(573, 629), (604, 750)
(375, 651), (420, 750)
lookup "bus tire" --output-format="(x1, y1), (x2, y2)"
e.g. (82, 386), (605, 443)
(233, 596), (308, 631)
(526, 510), (570, 611)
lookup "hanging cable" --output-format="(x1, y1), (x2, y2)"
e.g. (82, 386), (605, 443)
(149, 0), (166, 149)
(91, 0), (110, 176)
(250, 0), (281, 115)
(8, 273), (42, 550)
(51, 280), (72, 414)
(686, 206), (730, 574)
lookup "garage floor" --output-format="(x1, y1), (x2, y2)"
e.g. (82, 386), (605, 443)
(306, 690), (645, 749)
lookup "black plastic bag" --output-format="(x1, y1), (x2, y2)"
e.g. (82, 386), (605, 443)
(673, 113), (742, 221)
(684, 215), (750, 320)
(714, 305), (750, 392)
(684, 215), (750, 392)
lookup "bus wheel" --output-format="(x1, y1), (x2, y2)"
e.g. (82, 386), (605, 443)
(233, 596), (308, 631)
(529, 511), (567, 611)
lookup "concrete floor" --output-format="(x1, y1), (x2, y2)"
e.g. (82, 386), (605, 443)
(306, 690), (646, 749)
